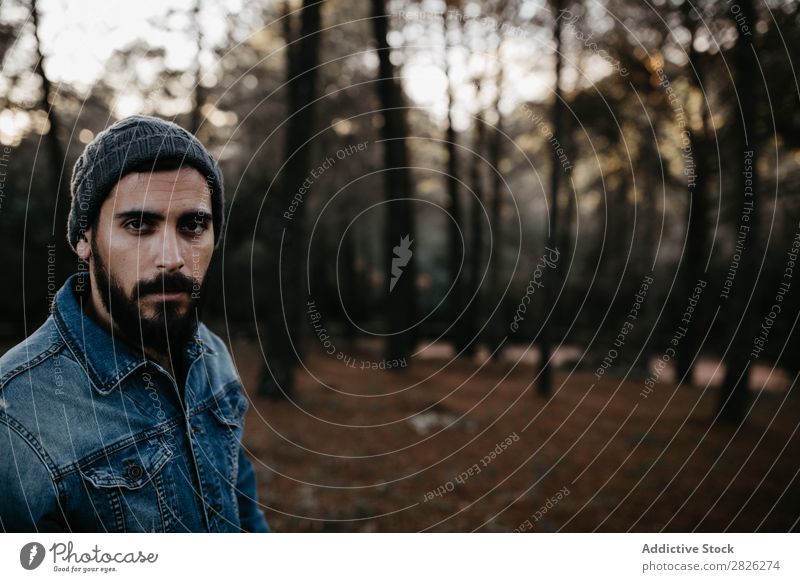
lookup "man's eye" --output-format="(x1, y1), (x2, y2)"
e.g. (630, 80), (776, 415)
(124, 219), (150, 232)
(182, 218), (210, 234)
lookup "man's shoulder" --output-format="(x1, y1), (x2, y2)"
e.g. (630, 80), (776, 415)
(0, 317), (74, 475)
(196, 323), (241, 388)
(0, 316), (67, 391)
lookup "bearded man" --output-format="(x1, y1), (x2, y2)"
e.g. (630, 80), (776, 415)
(0, 115), (270, 532)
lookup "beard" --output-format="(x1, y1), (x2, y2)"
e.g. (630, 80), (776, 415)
(90, 237), (206, 359)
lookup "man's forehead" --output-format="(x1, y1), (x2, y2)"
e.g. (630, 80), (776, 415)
(108, 168), (212, 207)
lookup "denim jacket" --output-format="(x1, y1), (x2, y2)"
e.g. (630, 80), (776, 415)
(0, 273), (270, 532)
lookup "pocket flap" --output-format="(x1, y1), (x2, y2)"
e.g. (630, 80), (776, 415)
(80, 438), (173, 490)
(208, 383), (248, 428)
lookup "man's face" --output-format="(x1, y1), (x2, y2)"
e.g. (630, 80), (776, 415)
(79, 167), (215, 355)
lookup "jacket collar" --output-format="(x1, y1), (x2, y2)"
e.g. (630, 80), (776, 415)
(53, 272), (215, 395)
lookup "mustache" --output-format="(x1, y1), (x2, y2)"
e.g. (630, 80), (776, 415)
(135, 273), (199, 297)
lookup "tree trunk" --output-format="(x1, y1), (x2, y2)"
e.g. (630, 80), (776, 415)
(341, 220), (358, 344)
(259, 0), (322, 399)
(675, 1), (710, 386)
(539, 0), (565, 397)
(190, 0), (207, 138)
(718, 0), (758, 424)
(31, 0), (67, 208)
(371, 0), (417, 364)
(487, 58), (505, 361)
(442, 16), (466, 353)
(464, 105), (485, 357)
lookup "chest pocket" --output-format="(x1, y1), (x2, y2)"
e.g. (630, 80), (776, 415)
(209, 383), (247, 429)
(79, 437), (177, 532)
(187, 382), (249, 531)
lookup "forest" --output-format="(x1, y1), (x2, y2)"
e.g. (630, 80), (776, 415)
(0, 0), (798, 532)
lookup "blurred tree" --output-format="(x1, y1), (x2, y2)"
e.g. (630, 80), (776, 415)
(718, 0), (759, 424)
(259, 0), (323, 400)
(486, 43), (506, 361)
(761, 2), (800, 376)
(464, 81), (486, 358)
(539, 0), (567, 397)
(30, 0), (67, 222)
(371, 0), (417, 364)
(675, 0), (712, 387)
(441, 10), (467, 353)
(189, 0), (207, 138)
(482, 0), (516, 361)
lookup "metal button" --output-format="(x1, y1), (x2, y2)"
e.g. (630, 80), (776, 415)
(126, 464), (144, 480)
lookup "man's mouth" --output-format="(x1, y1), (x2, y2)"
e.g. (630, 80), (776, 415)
(144, 291), (189, 301)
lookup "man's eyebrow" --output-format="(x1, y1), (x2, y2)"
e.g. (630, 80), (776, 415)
(113, 208), (211, 222)
(177, 208), (212, 220)
(114, 209), (165, 221)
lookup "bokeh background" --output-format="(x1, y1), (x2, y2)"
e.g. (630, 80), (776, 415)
(0, 0), (798, 531)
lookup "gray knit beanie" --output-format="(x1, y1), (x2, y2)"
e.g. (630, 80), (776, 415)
(67, 115), (224, 252)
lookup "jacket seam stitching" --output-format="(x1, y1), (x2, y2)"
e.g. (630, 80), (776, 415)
(53, 308), (106, 392)
(0, 413), (60, 480)
(0, 341), (65, 391)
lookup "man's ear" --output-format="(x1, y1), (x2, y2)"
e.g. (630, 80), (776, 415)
(76, 232), (92, 261)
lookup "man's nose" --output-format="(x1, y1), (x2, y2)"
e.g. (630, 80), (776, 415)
(157, 229), (186, 272)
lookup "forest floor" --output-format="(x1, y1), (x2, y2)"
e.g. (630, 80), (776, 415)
(231, 340), (800, 532)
